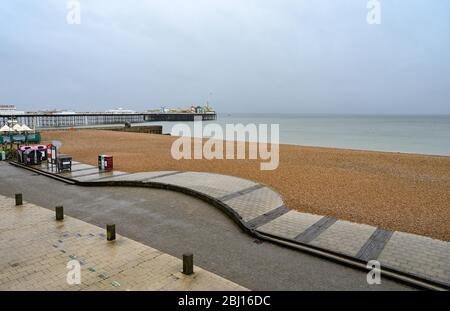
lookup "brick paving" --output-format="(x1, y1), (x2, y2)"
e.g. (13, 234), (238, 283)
(225, 187), (284, 222)
(258, 211), (323, 239)
(151, 171), (258, 199)
(0, 194), (246, 291)
(11, 161), (450, 287)
(378, 232), (450, 285)
(309, 220), (377, 257)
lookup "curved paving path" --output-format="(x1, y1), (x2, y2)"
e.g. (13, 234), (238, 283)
(11, 160), (450, 290)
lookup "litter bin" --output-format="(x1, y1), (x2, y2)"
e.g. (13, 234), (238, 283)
(17, 146), (32, 163)
(0, 151), (5, 161)
(98, 155), (104, 170)
(23, 149), (41, 165)
(98, 154), (113, 171)
(33, 145), (48, 162)
(47, 144), (55, 164)
(56, 155), (72, 173)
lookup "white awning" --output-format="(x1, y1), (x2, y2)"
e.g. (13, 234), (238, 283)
(20, 124), (33, 132)
(12, 124), (22, 131)
(0, 124), (14, 133)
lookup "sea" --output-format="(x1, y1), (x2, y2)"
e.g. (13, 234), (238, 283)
(146, 114), (450, 157)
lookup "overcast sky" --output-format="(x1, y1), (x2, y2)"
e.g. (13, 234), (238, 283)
(1, 0), (449, 114)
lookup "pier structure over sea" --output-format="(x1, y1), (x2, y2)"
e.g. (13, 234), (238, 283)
(0, 112), (217, 129)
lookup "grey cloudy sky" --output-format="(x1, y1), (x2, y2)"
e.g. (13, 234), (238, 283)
(1, 0), (449, 114)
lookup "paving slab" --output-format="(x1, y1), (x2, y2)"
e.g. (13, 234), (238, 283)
(294, 217), (337, 243)
(68, 164), (96, 171)
(356, 229), (393, 261)
(309, 220), (377, 257)
(378, 232), (450, 284)
(151, 172), (258, 198)
(225, 186), (283, 222)
(245, 205), (290, 229)
(257, 211), (323, 240)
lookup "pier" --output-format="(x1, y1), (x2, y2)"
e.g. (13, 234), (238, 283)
(0, 112), (217, 129)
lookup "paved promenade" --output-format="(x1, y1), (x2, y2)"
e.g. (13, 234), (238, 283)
(11, 161), (450, 288)
(0, 194), (246, 291)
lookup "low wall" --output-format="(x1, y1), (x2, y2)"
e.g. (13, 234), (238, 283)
(42, 126), (164, 135)
(103, 125), (163, 135)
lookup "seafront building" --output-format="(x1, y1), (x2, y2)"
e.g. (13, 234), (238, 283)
(0, 105), (25, 115)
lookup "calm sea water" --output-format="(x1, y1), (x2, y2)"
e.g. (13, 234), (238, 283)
(148, 114), (450, 156)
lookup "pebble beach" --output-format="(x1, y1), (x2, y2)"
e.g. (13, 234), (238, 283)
(42, 129), (450, 241)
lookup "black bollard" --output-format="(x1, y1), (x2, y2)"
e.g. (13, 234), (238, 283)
(15, 193), (23, 206)
(55, 206), (64, 221)
(182, 253), (194, 275)
(106, 224), (116, 241)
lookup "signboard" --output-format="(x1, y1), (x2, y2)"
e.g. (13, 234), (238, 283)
(47, 144), (53, 162)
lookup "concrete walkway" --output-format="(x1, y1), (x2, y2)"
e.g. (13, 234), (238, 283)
(0, 194), (246, 291)
(11, 161), (450, 289)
